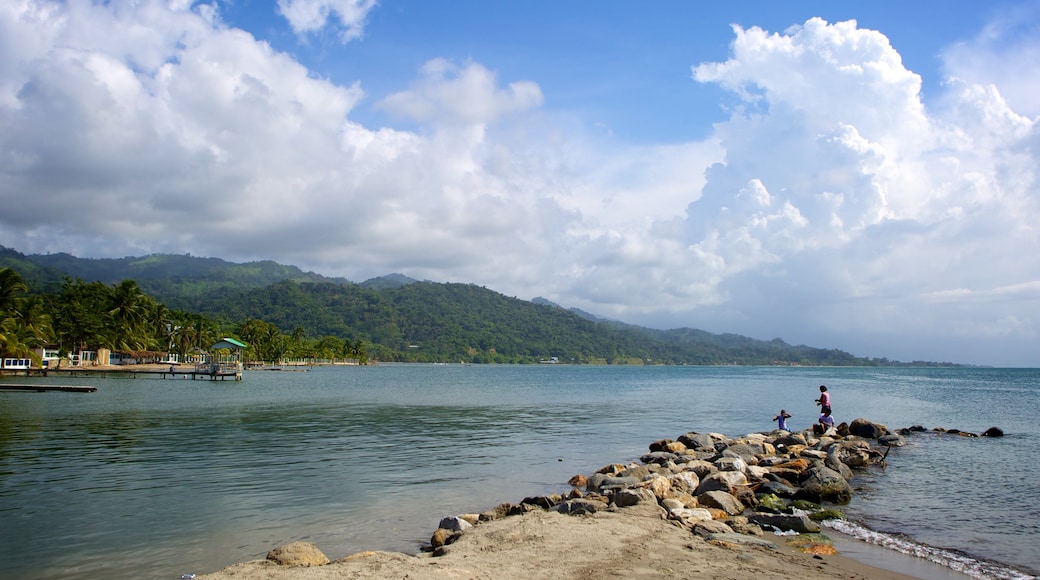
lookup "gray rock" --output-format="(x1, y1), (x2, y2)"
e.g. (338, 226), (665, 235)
(692, 519), (734, 537)
(697, 490), (745, 515)
(613, 486), (656, 507)
(849, 418), (889, 439)
(694, 471), (748, 495)
(748, 513), (821, 533)
(714, 456), (747, 473)
(640, 451), (679, 465)
(798, 466), (852, 504)
(437, 515), (474, 532)
(758, 480), (797, 498)
(552, 499), (602, 515)
(878, 434), (906, 447)
(586, 473), (641, 492)
(678, 432), (716, 452)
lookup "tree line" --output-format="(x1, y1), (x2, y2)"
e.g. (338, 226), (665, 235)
(0, 268), (366, 366)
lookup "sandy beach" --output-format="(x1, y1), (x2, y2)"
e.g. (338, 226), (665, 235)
(199, 502), (918, 580)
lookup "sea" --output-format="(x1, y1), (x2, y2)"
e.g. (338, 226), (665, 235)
(0, 365), (1037, 580)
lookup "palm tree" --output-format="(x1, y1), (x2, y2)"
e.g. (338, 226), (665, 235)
(107, 280), (151, 350)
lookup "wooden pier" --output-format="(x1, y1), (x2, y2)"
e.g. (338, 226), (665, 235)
(0, 384), (97, 393)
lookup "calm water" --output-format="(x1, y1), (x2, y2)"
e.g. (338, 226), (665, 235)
(0, 365), (1037, 579)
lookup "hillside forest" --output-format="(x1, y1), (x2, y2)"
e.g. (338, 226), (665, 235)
(0, 246), (961, 366)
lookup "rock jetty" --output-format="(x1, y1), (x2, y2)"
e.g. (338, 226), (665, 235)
(420, 417), (1003, 553)
(205, 418), (1004, 578)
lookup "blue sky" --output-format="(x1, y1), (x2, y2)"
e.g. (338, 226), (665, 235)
(2, 0), (1039, 366)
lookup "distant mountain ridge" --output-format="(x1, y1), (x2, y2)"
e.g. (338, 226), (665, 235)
(0, 244), (954, 366)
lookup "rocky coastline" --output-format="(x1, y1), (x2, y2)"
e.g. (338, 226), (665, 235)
(200, 418), (1003, 579)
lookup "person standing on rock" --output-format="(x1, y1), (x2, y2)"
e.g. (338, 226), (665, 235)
(815, 385), (831, 414)
(773, 409), (792, 431)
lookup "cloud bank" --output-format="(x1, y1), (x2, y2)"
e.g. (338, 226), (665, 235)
(1, 2), (1037, 365)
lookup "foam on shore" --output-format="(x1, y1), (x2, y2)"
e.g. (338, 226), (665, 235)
(824, 519), (1037, 580)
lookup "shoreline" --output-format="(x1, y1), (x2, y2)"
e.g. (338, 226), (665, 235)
(199, 422), (978, 580)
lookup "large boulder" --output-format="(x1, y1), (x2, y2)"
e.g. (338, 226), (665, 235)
(694, 471), (748, 495)
(798, 466), (853, 504)
(613, 486), (656, 507)
(677, 432), (716, 452)
(266, 542), (330, 567)
(667, 471), (701, 494)
(696, 490), (745, 516)
(849, 418), (889, 439)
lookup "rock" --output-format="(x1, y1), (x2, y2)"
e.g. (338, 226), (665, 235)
(982, 427), (1005, 437)
(266, 541), (330, 567)
(586, 474), (641, 492)
(479, 503), (515, 522)
(640, 451), (679, 465)
(798, 466), (853, 504)
(667, 507), (715, 527)
(772, 432), (808, 447)
(613, 487), (656, 507)
(748, 513), (821, 533)
(567, 474), (588, 488)
(692, 519), (734, 537)
(520, 496), (556, 509)
(774, 458), (810, 473)
(430, 528), (455, 548)
(714, 456), (747, 473)
(849, 418), (889, 439)
(721, 443), (762, 464)
(437, 515), (474, 532)
(644, 475), (672, 500)
(824, 446), (854, 480)
(808, 509), (845, 521)
(790, 499), (821, 512)
(696, 490), (745, 516)
(878, 434), (906, 447)
(667, 471), (700, 494)
(552, 499), (603, 515)
(682, 460), (717, 479)
(620, 464), (652, 480)
(677, 432), (716, 452)
(649, 439), (674, 452)
(755, 493), (788, 514)
(758, 480), (798, 498)
(660, 498), (685, 511)
(694, 471), (748, 495)
(829, 441), (871, 468)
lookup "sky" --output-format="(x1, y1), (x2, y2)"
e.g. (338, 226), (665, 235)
(2, 1), (1039, 367)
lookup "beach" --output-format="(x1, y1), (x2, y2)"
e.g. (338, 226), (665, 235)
(199, 503), (918, 580)
(3, 365), (1034, 580)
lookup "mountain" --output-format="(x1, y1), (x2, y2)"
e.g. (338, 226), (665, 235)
(359, 273), (420, 290)
(0, 244), (946, 365)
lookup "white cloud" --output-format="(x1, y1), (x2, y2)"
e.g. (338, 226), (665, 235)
(940, 3), (1040, 118)
(0, 4), (1038, 365)
(276, 0), (376, 41)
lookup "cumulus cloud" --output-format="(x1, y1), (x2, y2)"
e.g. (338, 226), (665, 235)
(674, 16), (1040, 364)
(276, 0), (376, 41)
(0, 3), (1038, 365)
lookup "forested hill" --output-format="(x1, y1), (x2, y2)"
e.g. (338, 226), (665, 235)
(185, 279), (870, 364)
(0, 244), (926, 365)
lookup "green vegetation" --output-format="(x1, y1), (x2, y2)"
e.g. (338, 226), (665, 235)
(0, 246), (966, 366)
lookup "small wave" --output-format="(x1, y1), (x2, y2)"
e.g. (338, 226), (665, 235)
(823, 519), (1038, 580)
